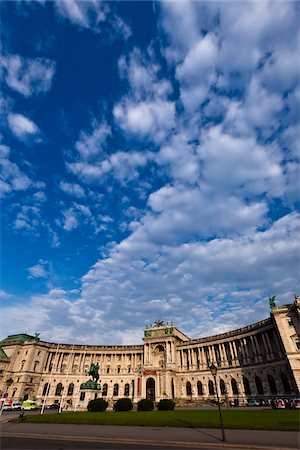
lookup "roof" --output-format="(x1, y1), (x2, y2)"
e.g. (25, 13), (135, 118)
(0, 333), (37, 345)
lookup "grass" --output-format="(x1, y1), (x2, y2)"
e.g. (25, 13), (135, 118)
(20, 409), (299, 431)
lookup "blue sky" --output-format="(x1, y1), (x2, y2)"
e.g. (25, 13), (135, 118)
(1, 1), (299, 345)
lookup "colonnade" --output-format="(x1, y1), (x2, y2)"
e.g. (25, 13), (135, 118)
(178, 328), (283, 371)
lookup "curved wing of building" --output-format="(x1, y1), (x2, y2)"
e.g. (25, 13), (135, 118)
(0, 298), (299, 409)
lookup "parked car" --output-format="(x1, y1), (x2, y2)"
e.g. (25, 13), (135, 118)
(12, 401), (22, 411)
(290, 398), (300, 409)
(2, 401), (12, 411)
(247, 399), (260, 406)
(273, 398), (285, 409)
(49, 403), (60, 410)
(21, 400), (39, 410)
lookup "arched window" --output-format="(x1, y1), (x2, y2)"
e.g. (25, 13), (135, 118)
(197, 381), (203, 395)
(67, 383), (74, 396)
(42, 383), (50, 396)
(267, 375), (277, 394)
(186, 381), (192, 396)
(113, 384), (119, 396)
(55, 383), (63, 396)
(243, 376), (251, 396)
(124, 383), (130, 396)
(255, 376), (264, 395)
(231, 378), (239, 395)
(280, 373), (291, 394)
(220, 379), (226, 395)
(102, 383), (108, 396)
(208, 380), (215, 395)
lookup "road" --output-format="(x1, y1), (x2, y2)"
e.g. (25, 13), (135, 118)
(2, 436), (247, 450)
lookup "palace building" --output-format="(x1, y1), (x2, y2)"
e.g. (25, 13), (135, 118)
(0, 298), (299, 409)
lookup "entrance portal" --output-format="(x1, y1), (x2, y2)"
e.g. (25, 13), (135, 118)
(146, 378), (155, 400)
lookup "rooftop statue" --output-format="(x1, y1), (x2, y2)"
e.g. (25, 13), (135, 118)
(269, 296), (276, 308)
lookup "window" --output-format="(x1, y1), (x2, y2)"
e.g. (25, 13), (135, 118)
(30, 378), (33, 383)
(20, 360), (25, 370)
(255, 376), (264, 395)
(80, 392), (85, 401)
(113, 384), (119, 396)
(117, 367), (121, 373)
(243, 376), (251, 396)
(102, 384), (108, 396)
(124, 383), (130, 396)
(55, 383), (63, 396)
(128, 367), (131, 373)
(67, 383), (74, 396)
(197, 381), (203, 395)
(220, 379), (226, 395)
(33, 361), (39, 371)
(208, 380), (215, 395)
(186, 381), (192, 396)
(267, 375), (277, 394)
(106, 367), (110, 373)
(43, 383), (50, 396)
(231, 378), (239, 395)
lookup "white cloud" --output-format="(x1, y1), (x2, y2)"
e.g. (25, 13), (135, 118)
(8, 113), (39, 139)
(59, 181), (85, 198)
(199, 125), (284, 198)
(176, 34), (218, 111)
(62, 209), (79, 231)
(1, 55), (56, 97)
(27, 260), (48, 279)
(0, 145), (32, 196)
(75, 122), (111, 159)
(54, 0), (131, 39)
(114, 99), (175, 141)
(13, 205), (41, 232)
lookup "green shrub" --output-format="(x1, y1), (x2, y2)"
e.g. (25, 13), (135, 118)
(113, 398), (133, 412)
(87, 398), (108, 412)
(137, 399), (154, 411)
(157, 399), (175, 410)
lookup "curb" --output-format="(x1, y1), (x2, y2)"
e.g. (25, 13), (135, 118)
(2, 432), (297, 450)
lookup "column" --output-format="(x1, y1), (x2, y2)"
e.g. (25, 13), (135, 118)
(250, 336), (258, 362)
(253, 335), (262, 361)
(220, 343), (227, 367)
(261, 333), (271, 360)
(229, 341), (235, 366)
(265, 332), (273, 358)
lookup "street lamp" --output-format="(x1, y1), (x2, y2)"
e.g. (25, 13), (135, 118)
(209, 364), (225, 442)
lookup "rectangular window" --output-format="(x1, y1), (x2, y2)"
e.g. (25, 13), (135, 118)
(80, 392), (85, 401)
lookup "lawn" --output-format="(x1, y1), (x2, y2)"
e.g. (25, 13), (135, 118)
(21, 410), (299, 431)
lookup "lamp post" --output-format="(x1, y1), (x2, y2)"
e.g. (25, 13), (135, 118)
(209, 364), (225, 442)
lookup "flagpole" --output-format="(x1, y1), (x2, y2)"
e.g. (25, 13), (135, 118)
(41, 343), (59, 414)
(59, 344), (74, 414)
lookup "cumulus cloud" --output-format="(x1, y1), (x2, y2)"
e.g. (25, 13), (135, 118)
(27, 260), (48, 279)
(8, 113), (40, 140)
(54, 0), (131, 39)
(59, 181), (85, 198)
(0, 145), (32, 196)
(1, 55), (56, 97)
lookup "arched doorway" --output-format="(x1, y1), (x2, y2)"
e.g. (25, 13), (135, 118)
(146, 378), (155, 400)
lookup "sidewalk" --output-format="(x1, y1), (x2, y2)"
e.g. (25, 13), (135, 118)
(1, 422), (299, 449)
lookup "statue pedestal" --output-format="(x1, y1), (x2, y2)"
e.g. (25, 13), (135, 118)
(77, 380), (101, 411)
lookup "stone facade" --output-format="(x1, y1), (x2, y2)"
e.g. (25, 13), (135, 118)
(0, 299), (299, 410)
